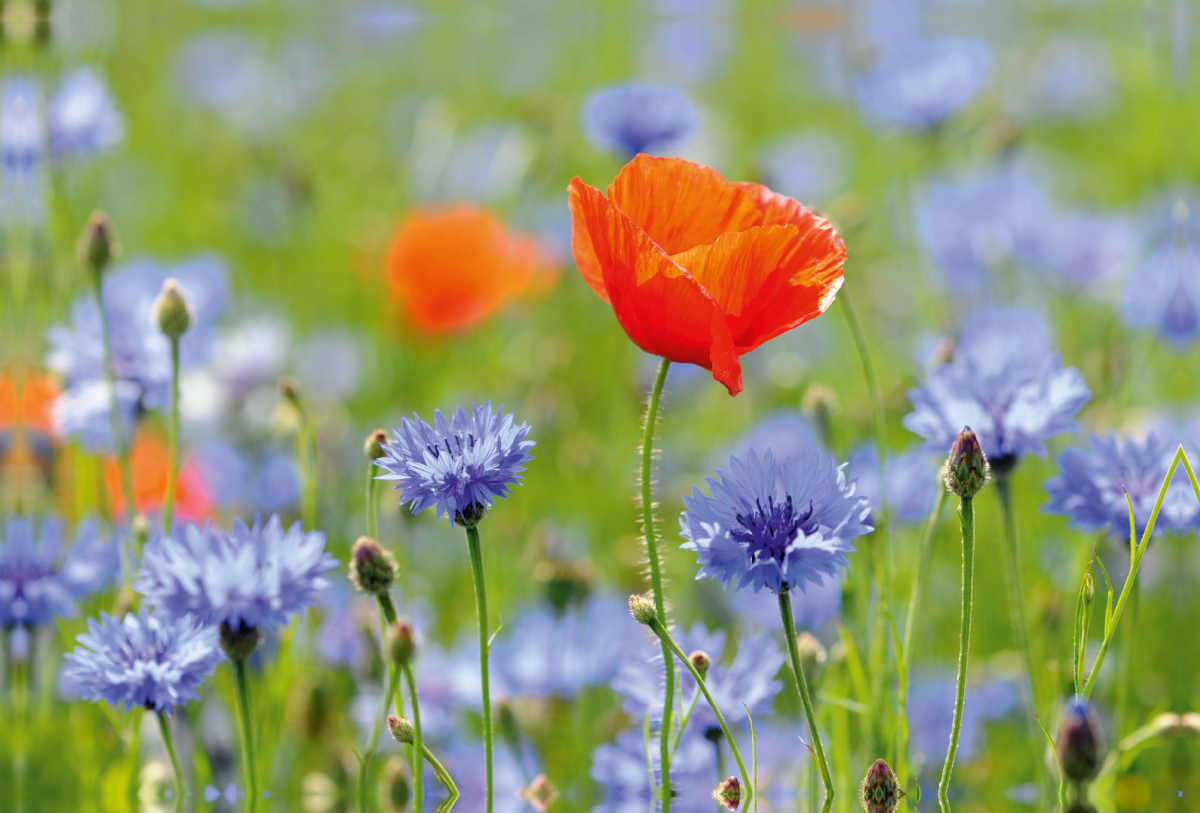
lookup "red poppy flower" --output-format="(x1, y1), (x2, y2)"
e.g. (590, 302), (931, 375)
(568, 155), (846, 395)
(385, 206), (558, 334)
(106, 432), (212, 522)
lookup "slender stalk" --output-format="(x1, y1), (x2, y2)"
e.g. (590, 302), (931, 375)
(648, 619), (753, 812)
(641, 357), (675, 813)
(162, 338), (181, 534)
(156, 710), (185, 810)
(995, 474), (1037, 716)
(938, 494), (976, 811)
(465, 525), (494, 813)
(360, 650), (403, 812)
(423, 742), (459, 813)
(404, 665), (424, 813)
(779, 590), (833, 800)
(231, 658), (260, 813)
(377, 595), (400, 715)
(366, 464), (380, 541)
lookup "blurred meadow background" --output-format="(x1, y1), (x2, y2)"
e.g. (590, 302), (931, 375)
(3, 1), (1200, 813)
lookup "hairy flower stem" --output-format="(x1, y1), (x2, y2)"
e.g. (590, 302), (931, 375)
(938, 494), (976, 811)
(995, 474), (1038, 717)
(779, 590), (833, 802)
(402, 665), (425, 813)
(465, 525), (495, 813)
(641, 357), (675, 813)
(231, 658), (260, 813)
(162, 338), (181, 534)
(365, 464), (380, 542)
(156, 710), (185, 811)
(361, 647), (402, 812)
(647, 618), (753, 812)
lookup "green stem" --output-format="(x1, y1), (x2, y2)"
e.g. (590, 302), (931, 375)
(162, 338), (181, 534)
(996, 474), (1037, 716)
(156, 710), (185, 811)
(366, 463), (380, 541)
(424, 742), (459, 813)
(232, 658), (260, 813)
(377, 594), (400, 716)
(360, 649), (403, 812)
(465, 525), (494, 813)
(649, 619), (753, 813)
(641, 357), (675, 813)
(779, 590), (833, 800)
(404, 665), (424, 813)
(938, 495), (976, 811)
(668, 689), (700, 761)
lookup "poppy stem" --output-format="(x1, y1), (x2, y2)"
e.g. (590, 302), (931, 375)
(162, 337), (181, 534)
(641, 357), (674, 813)
(779, 590), (834, 802)
(156, 710), (185, 812)
(465, 524), (494, 813)
(938, 494), (975, 812)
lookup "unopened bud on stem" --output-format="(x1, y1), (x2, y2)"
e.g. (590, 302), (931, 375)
(349, 536), (397, 596)
(389, 619), (416, 667)
(388, 715), (414, 744)
(944, 426), (989, 499)
(689, 650), (711, 680)
(364, 429), (388, 461)
(713, 776), (741, 811)
(859, 758), (904, 813)
(1057, 698), (1103, 782)
(155, 279), (194, 341)
(78, 211), (119, 275)
(628, 593), (658, 626)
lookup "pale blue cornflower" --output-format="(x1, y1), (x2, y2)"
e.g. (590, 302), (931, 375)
(848, 443), (941, 524)
(375, 402), (534, 525)
(1124, 199), (1200, 347)
(0, 516), (119, 627)
(680, 448), (871, 595)
(903, 307), (1091, 464)
(46, 68), (125, 158)
(134, 515), (337, 631)
(582, 84), (697, 157)
(63, 608), (223, 712)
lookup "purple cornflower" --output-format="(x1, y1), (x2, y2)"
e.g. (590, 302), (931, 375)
(1124, 199), (1200, 347)
(0, 517), (119, 627)
(582, 84), (697, 157)
(46, 256), (227, 451)
(680, 449), (871, 595)
(375, 402), (535, 525)
(1044, 430), (1197, 538)
(46, 68), (125, 158)
(135, 515), (337, 630)
(903, 307), (1091, 463)
(591, 725), (713, 813)
(63, 608), (223, 712)
(847, 444), (941, 524)
(495, 594), (643, 698)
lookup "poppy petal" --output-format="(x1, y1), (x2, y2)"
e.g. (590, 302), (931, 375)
(567, 178), (610, 304)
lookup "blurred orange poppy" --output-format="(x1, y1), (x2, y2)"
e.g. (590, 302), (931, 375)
(568, 155), (846, 395)
(106, 432), (213, 522)
(385, 206), (556, 333)
(0, 373), (60, 435)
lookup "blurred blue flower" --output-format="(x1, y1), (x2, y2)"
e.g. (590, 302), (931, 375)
(582, 84), (697, 157)
(680, 449), (871, 595)
(495, 594), (643, 698)
(376, 402), (535, 525)
(590, 725), (712, 813)
(46, 68), (125, 158)
(847, 444), (941, 524)
(908, 674), (1017, 765)
(1044, 431), (1197, 538)
(1, 78), (41, 177)
(1031, 212), (1139, 285)
(903, 308), (1091, 462)
(439, 739), (538, 813)
(757, 132), (845, 207)
(728, 571), (841, 631)
(314, 579), (366, 668)
(249, 452), (300, 512)
(0, 517), (119, 627)
(63, 608), (223, 712)
(1004, 36), (1115, 122)
(856, 38), (992, 128)
(136, 515), (337, 630)
(46, 256), (228, 451)
(1124, 201), (1200, 347)
(194, 442), (248, 507)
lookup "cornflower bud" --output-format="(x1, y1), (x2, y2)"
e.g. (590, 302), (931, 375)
(154, 278), (194, 341)
(796, 631), (828, 678)
(859, 758), (904, 813)
(349, 536), (397, 596)
(78, 210), (119, 275)
(944, 426), (989, 499)
(628, 593), (658, 626)
(388, 715), (415, 744)
(712, 776), (741, 811)
(520, 774), (559, 812)
(689, 650), (711, 679)
(389, 619), (416, 667)
(364, 429), (388, 461)
(1057, 697), (1103, 782)
(219, 621), (261, 661)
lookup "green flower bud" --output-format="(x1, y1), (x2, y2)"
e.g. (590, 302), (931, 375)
(387, 715), (414, 745)
(349, 536), (397, 596)
(628, 593), (658, 626)
(154, 278), (194, 341)
(389, 619), (416, 667)
(78, 211), (119, 275)
(712, 776), (741, 811)
(859, 758), (904, 813)
(219, 621), (261, 661)
(364, 429), (388, 461)
(689, 650), (711, 680)
(944, 426), (989, 499)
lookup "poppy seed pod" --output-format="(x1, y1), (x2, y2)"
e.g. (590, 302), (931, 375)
(389, 620), (416, 667)
(1057, 698), (1103, 782)
(349, 536), (397, 596)
(859, 758), (904, 813)
(944, 426), (989, 499)
(689, 650), (711, 679)
(628, 593), (658, 626)
(78, 210), (118, 274)
(712, 776), (741, 811)
(154, 279), (194, 341)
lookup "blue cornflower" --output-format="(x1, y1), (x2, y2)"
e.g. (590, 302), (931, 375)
(903, 307), (1091, 463)
(582, 84), (697, 157)
(1, 78), (41, 177)
(1030, 212), (1139, 286)
(495, 594), (643, 698)
(375, 402), (534, 525)
(0, 517), (119, 627)
(46, 68), (125, 159)
(847, 444), (941, 524)
(63, 608), (223, 712)
(680, 449), (871, 595)
(46, 256), (227, 451)
(855, 38), (992, 128)
(314, 579), (367, 668)
(1124, 200), (1200, 347)
(591, 725), (712, 813)
(1044, 430), (1197, 538)
(135, 515), (337, 630)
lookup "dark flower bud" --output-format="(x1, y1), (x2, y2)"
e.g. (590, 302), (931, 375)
(349, 536), (397, 596)
(219, 621), (261, 661)
(859, 758), (904, 813)
(520, 774), (559, 813)
(796, 631), (828, 678)
(364, 429), (389, 461)
(703, 725), (724, 744)
(278, 376), (303, 410)
(389, 619), (416, 666)
(154, 278), (194, 341)
(944, 426), (989, 499)
(1057, 698), (1103, 782)
(689, 650), (711, 679)
(628, 593), (658, 626)
(78, 211), (119, 275)
(388, 715), (414, 744)
(455, 501), (488, 528)
(712, 776), (741, 811)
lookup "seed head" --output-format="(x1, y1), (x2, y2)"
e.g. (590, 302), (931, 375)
(859, 758), (904, 813)
(389, 619), (416, 667)
(628, 593), (658, 626)
(944, 426), (989, 499)
(388, 715), (414, 744)
(712, 776), (741, 811)
(154, 278), (194, 341)
(1057, 698), (1103, 782)
(689, 650), (711, 679)
(348, 536), (397, 596)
